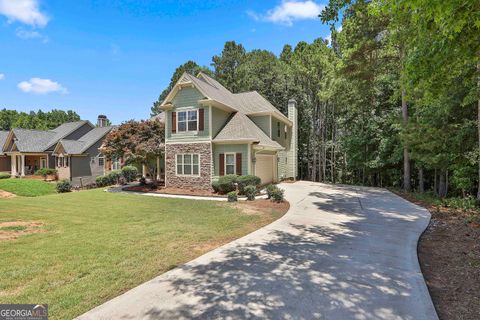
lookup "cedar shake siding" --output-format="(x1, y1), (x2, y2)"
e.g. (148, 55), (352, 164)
(165, 142), (212, 190)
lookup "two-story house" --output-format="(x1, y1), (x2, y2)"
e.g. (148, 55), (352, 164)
(159, 72), (298, 190)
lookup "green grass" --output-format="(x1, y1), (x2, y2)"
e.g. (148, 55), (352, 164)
(0, 225), (27, 232)
(0, 179), (56, 197)
(0, 189), (285, 319)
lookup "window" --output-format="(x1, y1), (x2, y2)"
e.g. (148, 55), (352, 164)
(277, 122), (280, 137)
(98, 156), (105, 166)
(57, 156), (64, 167)
(225, 153), (236, 175)
(177, 110), (198, 132)
(65, 156), (69, 167)
(284, 124), (288, 139)
(176, 154), (200, 176)
(112, 157), (121, 170)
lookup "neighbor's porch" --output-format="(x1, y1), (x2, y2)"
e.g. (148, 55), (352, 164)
(9, 153), (50, 177)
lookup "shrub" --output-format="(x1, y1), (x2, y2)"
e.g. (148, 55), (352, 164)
(0, 172), (10, 179)
(270, 187), (285, 203)
(244, 185), (256, 201)
(108, 170), (122, 185)
(266, 184), (277, 199)
(212, 181), (220, 193)
(121, 165), (138, 182)
(237, 175), (261, 194)
(56, 179), (72, 193)
(227, 191), (238, 202)
(96, 175), (112, 188)
(35, 168), (57, 179)
(139, 176), (147, 186)
(217, 175), (238, 194)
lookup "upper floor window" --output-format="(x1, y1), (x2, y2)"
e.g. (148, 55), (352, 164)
(277, 122), (280, 137)
(177, 110), (198, 132)
(284, 124), (288, 139)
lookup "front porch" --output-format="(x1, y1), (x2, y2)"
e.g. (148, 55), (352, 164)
(9, 153), (50, 177)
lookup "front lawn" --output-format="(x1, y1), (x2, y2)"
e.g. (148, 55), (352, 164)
(0, 190), (287, 319)
(0, 179), (56, 197)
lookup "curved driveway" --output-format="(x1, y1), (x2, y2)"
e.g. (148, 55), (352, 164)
(78, 181), (437, 320)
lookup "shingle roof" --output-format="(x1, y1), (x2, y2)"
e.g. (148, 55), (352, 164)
(213, 112), (283, 150)
(58, 126), (114, 154)
(0, 131), (9, 151)
(11, 128), (57, 152)
(45, 121), (92, 149)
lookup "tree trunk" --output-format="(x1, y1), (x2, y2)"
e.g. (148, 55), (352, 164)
(434, 169), (438, 195)
(418, 167), (425, 193)
(402, 88), (411, 192)
(438, 170), (447, 198)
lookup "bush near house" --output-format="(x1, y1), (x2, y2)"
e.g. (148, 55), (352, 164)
(244, 185), (256, 201)
(217, 175), (238, 194)
(0, 173), (10, 179)
(121, 166), (138, 182)
(227, 191), (238, 202)
(237, 175), (261, 194)
(108, 170), (123, 185)
(34, 168), (57, 180)
(266, 184), (276, 199)
(212, 181), (220, 193)
(270, 187), (285, 203)
(213, 174), (262, 195)
(56, 179), (72, 193)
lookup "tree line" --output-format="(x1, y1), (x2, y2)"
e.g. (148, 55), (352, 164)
(0, 109), (81, 131)
(151, 0), (479, 200)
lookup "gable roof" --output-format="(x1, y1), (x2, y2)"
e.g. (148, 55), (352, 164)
(0, 131), (9, 152)
(213, 112), (283, 150)
(9, 128), (57, 152)
(55, 126), (114, 155)
(44, 121), (94, 150)
(161, 72), (292, 126)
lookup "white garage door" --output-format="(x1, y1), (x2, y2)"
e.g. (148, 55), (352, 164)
(255, 154), (275, 185)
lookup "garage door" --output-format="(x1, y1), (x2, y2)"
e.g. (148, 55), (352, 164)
(255, 154), (275, 185)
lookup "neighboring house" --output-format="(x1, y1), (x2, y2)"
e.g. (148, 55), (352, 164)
(159, 72), (298, 190)
(1, 116), (114, 186)
(0, 131), (11, 173)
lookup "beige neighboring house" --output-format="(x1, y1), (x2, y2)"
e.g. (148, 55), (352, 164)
(158, 72), (298, 190)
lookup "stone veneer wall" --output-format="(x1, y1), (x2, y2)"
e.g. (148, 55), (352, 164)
(165, 142), (212, 190)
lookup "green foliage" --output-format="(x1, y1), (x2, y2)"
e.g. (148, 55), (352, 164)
(266, 184), (277, 199)
(217, 175), (238, 194)
(237, 175), (261, 195)
(56, 179), (72, 193)
(121, 166), (138, 183)
(95, 175), (112, 188)
(211, 181), (220, 193)
(227, 191), (238, 202)
(270, 187), (285, 203)
(244, 185), (256, 201)
(0, 172), (10, 179)
(34, 168), (57, 178)
(108, 170), (122, 185)
(0, 108), (80, 130)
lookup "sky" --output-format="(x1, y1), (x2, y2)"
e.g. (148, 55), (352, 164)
(0, 0), (336, 124)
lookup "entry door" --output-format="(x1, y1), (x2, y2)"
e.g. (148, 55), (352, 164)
(40, 158), (47, 169)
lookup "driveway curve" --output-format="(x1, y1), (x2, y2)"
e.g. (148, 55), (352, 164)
(78, 181), (437, 320)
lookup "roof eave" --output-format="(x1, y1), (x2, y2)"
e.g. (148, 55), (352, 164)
(248, 111), (293, 126)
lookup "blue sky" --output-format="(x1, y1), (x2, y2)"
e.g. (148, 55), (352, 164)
(0, 0), (334, 124)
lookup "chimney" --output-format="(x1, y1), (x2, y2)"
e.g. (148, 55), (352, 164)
(97, 115), (108, 127)
(287, 99), (298, 180)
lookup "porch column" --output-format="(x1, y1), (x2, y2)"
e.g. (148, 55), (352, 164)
(11, 154), (16, 177)
(156, 157), (160, 180)
(20, 154), (25, 177)
(142, 164), (147, 177)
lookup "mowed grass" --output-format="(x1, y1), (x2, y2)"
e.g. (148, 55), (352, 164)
(0, 189), (285, 319)
(0, 179), (56, 197)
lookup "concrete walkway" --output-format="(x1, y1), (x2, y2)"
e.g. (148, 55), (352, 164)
(78, 181), (437, 320)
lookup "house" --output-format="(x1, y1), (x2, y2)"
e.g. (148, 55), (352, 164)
(1, 116), (114, 186)
(159, 72), (297, 190)
(0, 131), (11, 173)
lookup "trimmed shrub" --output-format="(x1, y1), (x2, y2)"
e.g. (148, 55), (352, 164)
(0, 172), (10, 179)
(95, 175), (112, 188)
(121, 165), (138, 182)
(227, 191), (238, 202)
(35, 168), (57, 179)
(212, 181), (220, 193)
(217, 174), (238, 194)
(237, 175), (261, 194)
(270, 187), (285, 203)
(108, 170), (122, 185)
(266, 184), (276, 199)
(244, 185), (256, 201)
(56, 179), (72, 193)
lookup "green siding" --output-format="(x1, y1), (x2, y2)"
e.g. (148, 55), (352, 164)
(271, 117), (289, 148)
(166, 87), (210, 141)
(211, 107), (231, 137)
(250, 115), (271, 137)
(212, 144), (249, 179)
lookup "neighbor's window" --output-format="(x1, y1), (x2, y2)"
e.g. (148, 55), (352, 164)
(177, 110), (198, 132)
(225, 153), (236, 175)
(176, 154), (200, 175)
(277, 122), (280, 137)
(112, 157), (121, 170)
(284, 124), (288, 139)
(98, 156), (105, 166)
(65, 156), (69, 167)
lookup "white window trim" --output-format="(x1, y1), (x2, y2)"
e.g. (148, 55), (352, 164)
(112, 157), (121, 170)
(224, 152), (236, 176)
(175, 153), (201, 176)
(176, 108), (198, 133)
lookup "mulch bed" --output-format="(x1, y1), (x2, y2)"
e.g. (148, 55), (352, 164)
(394, 191), (480, 320)
(123, 185), (267, 199)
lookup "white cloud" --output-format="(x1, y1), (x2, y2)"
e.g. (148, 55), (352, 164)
(249, 1), (325, 26)
(17, 78), (68, 95)
(0, 73), (4, 80)
(0, 0), (49, 27)
(16, 27), (48, 42)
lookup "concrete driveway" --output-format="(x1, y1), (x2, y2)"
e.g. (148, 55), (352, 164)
(78, 181), (437, 320)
